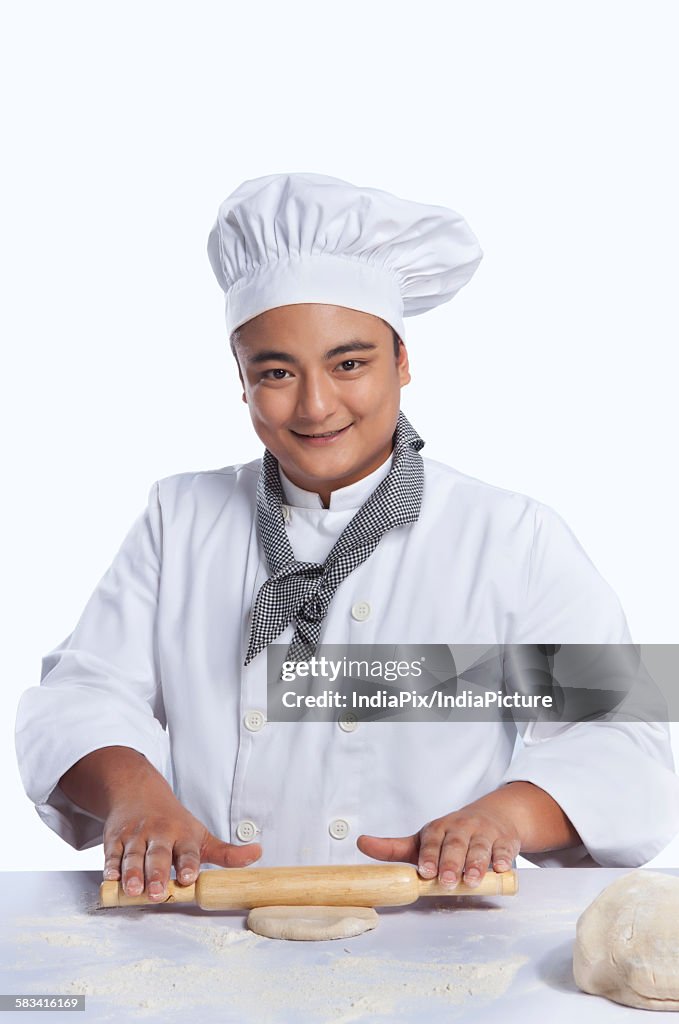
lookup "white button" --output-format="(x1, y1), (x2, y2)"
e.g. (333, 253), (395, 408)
(338, 712), (358, 732)
(236, 820), (258, 842)
(244, 709), (266, 732)
(329, 818), (350, 840)
(351, 601), (371, 622)
(282, 505), (291, 524)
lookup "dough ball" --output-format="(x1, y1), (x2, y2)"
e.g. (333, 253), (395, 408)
(573, 870), (679, 1010)
(246, 905), (379, 941)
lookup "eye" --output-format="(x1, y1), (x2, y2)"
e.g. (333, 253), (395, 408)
(262, 368), (291, 380)
(338, 359), (364, 371)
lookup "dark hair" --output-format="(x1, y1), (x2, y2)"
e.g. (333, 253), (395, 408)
(230, 323), (401, 357)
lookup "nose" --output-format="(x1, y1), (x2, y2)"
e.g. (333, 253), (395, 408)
(294, 370), (339, 424)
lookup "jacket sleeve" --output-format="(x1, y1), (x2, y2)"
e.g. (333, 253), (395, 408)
(501, 501), (679, 867)
(14, 481), (173, 851)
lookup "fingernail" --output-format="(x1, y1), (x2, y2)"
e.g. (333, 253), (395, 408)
(465, 870), (481, 887)
(495, 859), (510, 871)
(127, 880), (142, 895)
(148, 882), (164, 897)
(418, 861), (436, 878)
(103, 868), (118, 880)
(180, 870), (194, 883)
(440, 871), (457, 887)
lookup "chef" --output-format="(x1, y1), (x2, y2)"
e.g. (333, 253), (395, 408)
(15, 173), (679, 904)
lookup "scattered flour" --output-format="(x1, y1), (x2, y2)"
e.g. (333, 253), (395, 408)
(12, 913), (116, 958)
(162, 919), (262, 953)
(53, 954), (532, 1019)
(53, 947), (529, 1020)
(10, 909), (529, 1021)
(15, 930), (114, 953)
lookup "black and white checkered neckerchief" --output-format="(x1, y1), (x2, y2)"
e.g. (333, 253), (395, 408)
(244, 411), (425, 666)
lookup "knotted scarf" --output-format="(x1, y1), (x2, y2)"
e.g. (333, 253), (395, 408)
(244, 411), (425, 665)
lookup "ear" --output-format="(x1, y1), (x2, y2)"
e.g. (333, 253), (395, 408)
(397, 339), (411, 389)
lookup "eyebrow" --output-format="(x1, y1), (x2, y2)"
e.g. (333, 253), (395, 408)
(246, 339), (379, 366)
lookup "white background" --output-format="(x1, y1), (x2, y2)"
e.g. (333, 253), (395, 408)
(2, 0), (677, 871)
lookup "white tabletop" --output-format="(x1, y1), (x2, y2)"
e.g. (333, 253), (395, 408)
(2, 868), (675, 1022)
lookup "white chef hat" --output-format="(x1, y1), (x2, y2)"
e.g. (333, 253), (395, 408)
(207, 172), (483, 340)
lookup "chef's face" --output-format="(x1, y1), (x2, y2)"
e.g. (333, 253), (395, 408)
(232, 303), (410, 506)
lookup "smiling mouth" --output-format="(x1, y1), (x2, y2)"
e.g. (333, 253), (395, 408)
(291, 424), (352, 439)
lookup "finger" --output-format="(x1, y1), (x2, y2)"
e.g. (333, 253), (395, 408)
(491, 839), (519, 873)
(417, 823), (447, 879)
(173, 839), (202, 886)
(356, 834), (419, 864)
(202, 834), (263, 868)
(144, 837), (174, 901)
(102, 834), (124, 881)
(436, 832), (470, 887)
(462, 835), (493, 888)
(120, 839), (147, 897)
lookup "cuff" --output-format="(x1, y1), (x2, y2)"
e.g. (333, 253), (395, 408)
(35, 785), (107, 852)
(500, 723), (679, 867)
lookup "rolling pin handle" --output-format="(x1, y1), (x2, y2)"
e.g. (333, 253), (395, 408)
(416, 867), (519, 898)
(98, 879), (197, 907)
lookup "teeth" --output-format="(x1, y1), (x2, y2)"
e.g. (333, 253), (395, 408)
(301, 428), (344, 438)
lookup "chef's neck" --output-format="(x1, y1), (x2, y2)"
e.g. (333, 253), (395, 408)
(280, 447), (394, 510)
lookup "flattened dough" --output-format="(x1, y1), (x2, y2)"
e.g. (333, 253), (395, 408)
(246, 905), (379, 941)
(573, 870), (679, 1010)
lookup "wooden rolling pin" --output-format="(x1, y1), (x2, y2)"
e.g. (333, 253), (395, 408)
(99, 864), (518, 909)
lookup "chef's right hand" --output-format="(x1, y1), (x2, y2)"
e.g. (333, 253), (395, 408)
(102, 774), (261, 901)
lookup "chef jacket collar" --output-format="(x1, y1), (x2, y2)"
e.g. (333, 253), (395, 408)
(278, 452), (394, 511)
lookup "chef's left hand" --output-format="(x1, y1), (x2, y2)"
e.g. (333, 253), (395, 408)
(357, 797), (521, 889)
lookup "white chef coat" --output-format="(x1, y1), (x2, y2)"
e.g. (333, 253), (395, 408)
(15, 453), (679, 868)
